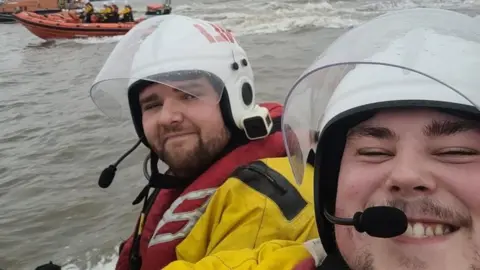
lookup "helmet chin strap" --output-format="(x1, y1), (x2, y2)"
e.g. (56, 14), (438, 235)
(132, 149), (191, 206)
(127, 149), (191, 270)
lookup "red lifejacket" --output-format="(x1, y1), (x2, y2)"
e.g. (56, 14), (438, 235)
(116, 102), (286, 270)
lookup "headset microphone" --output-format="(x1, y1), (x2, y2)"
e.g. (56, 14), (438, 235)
(324, 206), (408, 238)
(98, 139), (142, 189)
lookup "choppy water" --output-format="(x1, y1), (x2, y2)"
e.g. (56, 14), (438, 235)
(1, 0), (479, 269)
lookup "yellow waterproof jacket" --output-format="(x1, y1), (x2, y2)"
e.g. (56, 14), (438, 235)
(119, 6), (131, 15)
(170, 240), (313, 269)
(83, 4), (93, 14)
(100, 6), (112, 14)
(163, 156), (319, 269)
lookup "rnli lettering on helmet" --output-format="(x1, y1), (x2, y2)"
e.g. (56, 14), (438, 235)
(194, 22), (235, 44)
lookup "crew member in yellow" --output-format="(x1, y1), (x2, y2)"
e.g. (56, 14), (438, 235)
(119, 4), (133, 22)
(99, 2), (112, 22)
(88, 15), (319, 270)
(81, 1), (94, 23)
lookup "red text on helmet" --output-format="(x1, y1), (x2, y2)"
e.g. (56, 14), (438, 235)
(193, 23), (234, 44)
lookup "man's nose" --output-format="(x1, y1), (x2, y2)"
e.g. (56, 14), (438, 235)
(156, 98), (183, 125)
(384, 152), (437, 197)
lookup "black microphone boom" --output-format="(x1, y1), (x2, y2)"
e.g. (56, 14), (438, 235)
(98, 164), (117, 189)
(98, 139), (142, 189)
(324, 206), (408, 238)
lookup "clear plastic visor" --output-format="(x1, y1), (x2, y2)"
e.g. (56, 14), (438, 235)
(283, 62), (480, 185)
(282, 8), (480, 184)
(90, 70), (224, 121)
(88, 15), (225, 121)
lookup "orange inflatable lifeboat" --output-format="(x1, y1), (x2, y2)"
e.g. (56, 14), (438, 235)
(0, 0), (76, 23)
(12, 10), (144, 39)
(145, 3), (171, 16)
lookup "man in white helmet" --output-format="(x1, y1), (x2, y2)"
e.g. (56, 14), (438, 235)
(90, 15), (317, 270)
(257, 7), (480, 270)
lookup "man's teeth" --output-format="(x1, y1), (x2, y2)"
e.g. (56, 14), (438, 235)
(403, 222), (453, 238)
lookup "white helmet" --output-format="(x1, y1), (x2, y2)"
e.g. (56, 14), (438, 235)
(281, 8), (480, 254)
(90, 15), (272, 146)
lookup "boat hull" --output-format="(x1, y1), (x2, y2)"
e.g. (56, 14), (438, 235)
(13, 11), (135, 39)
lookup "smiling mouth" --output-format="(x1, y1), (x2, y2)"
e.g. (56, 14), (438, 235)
(163, 133), (195, 145)
(402, 221), (460, 238)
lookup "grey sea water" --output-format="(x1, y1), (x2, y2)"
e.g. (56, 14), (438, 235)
(1, 0), (479, 268)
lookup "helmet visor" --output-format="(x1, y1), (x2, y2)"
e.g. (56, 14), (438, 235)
(90, 70), (224, 121)
(89, 16), (225, 122)
(282, 8), (480, 184)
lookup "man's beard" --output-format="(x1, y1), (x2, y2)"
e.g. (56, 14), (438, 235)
(156, 129), (229, 178)
(351, 249), (424, 270)
(351, 250), (480, 270)
(352, 249), (373, 270)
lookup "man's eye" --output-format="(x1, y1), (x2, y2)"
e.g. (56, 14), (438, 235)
(182, 93), (197, 100)
(435, 149), (478, 156)
(143, 102), (162, 111)
(357, 149), (392, 156)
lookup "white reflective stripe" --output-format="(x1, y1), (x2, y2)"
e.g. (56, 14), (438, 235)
(303, 238), (326, 266)
(148, 188), (217, 247)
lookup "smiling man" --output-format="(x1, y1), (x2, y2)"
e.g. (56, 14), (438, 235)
(273, 7), (480, 270)
(333, 110), (478, 269)
(89, 14), (317, 270)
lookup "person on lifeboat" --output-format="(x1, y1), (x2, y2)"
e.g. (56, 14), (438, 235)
(99, 2), (113, 22)
(81, 1), (94, 23)
(89, 14), (318, 270)
(119, 3), (133, 22)
(110, 1), (119, 22)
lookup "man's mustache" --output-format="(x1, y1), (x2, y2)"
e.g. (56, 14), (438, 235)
(162, 123), (186, 134)
(152, 124), (189, 156)
(367, 197), (472, 228)
(158, 124), (194, 144)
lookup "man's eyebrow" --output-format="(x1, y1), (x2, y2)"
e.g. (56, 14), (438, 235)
(347, 125), (398, 140)
(423, 119), (480, 137)
(139, 93), (158, 105)
(174, 82), (204, 88)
